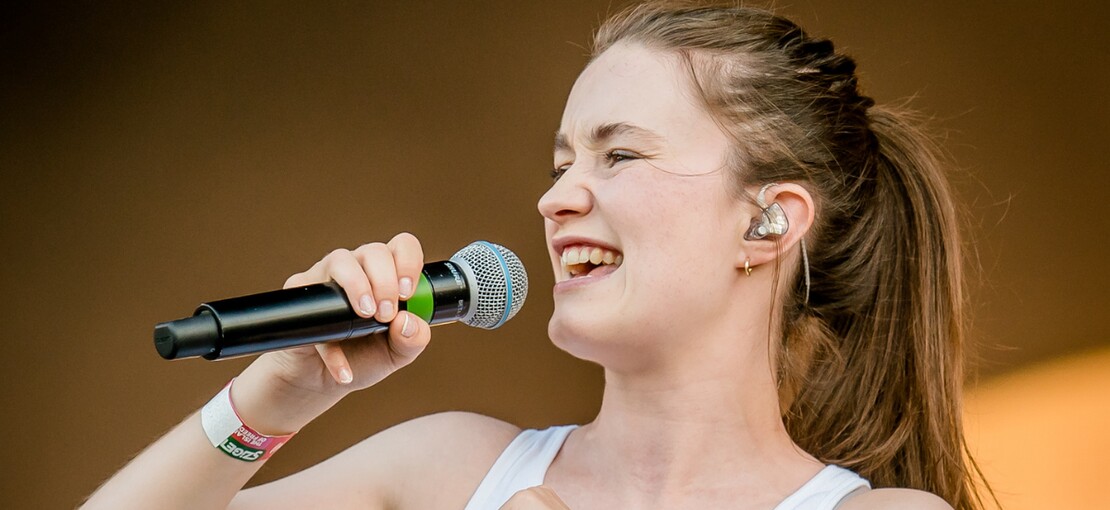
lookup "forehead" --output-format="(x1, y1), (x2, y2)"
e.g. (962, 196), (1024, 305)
(559, 43), (713, 142)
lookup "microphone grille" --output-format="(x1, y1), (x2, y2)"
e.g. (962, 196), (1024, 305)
(451, 241), (528, 329)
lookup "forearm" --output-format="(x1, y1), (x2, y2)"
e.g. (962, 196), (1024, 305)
(82, 411), (259, 509)
(82, 359), (344, 510)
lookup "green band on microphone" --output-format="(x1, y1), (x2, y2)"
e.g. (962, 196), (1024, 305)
(405, 273), (435, 322)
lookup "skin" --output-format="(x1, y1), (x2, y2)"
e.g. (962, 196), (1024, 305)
(82, 43), (952, 510)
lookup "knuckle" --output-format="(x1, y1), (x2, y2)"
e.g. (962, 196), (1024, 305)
(326, 247), (350, 259)
(354, 242), (389, 259)
(392, 231), (418, 245)
(389, 232), (423, 254)
(322, 248), (352, 267)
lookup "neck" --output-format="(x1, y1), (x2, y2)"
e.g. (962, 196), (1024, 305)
(550, 326), (823, 507)
(591, 353), (802, 477)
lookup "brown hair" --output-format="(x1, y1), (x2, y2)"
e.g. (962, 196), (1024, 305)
(592, 2), (994, 509)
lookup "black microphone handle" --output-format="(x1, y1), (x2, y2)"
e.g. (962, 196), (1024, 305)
(154, 260), (471, 361)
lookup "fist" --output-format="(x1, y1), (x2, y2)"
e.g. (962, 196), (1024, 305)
(500, 486), (571, 510)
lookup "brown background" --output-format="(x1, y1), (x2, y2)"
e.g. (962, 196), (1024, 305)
(1, 1), (1106, 508)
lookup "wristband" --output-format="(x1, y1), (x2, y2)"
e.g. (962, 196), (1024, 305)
(200, 378), (295, 462)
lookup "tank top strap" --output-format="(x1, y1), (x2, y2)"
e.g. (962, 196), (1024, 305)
(772, 464), (871, 510)
(463, 425), (578, 510)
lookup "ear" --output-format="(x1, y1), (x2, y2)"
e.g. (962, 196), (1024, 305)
(740, 182), (815, 269)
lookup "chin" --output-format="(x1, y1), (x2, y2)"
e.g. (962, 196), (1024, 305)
(546, 310), (654, 372)
(547, 311), (607, 363)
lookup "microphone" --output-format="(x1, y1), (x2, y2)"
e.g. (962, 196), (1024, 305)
(154, 241), (527, 361)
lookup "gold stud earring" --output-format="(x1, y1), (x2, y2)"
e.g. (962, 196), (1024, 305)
(745, 258), (752, 276)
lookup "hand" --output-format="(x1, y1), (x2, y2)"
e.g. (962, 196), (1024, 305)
(233, 233), (433, 434)
(271, 232), (431, 390)
(500, 486), (572, 510)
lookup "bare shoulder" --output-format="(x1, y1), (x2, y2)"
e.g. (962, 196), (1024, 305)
(371, 411), (523, 467)
(840, 488), (953, 510)
(232, 412), (520, 510)
(360, 411), (522, 507)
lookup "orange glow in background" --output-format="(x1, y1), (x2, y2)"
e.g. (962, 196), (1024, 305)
(965, 346), (1110, 509)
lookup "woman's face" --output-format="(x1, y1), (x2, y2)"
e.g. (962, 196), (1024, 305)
(539, 42), (749, 369)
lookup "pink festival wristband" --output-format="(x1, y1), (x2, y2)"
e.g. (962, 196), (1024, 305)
(200, 379), (295, 462)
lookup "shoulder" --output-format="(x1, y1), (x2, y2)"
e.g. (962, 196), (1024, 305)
(232, 412), (520, 509)
(839, 488), (953, 510)
(366, 412), (522, 507)
(375, 410), (521, 443)
(370, 411), (523, 465)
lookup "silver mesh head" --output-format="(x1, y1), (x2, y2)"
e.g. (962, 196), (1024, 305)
(450, 241), (528, 329)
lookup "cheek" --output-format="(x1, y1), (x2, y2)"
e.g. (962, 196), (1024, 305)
(607, 174), (737, 292)
(606, 172), (728, 250)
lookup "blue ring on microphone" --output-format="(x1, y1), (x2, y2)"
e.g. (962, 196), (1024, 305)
(476, 240), (512, 329)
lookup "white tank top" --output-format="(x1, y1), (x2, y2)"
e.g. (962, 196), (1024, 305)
(463, 425), (871, 510)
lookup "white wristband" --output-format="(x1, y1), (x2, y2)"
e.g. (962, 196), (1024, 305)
(200, 379), (294, 462)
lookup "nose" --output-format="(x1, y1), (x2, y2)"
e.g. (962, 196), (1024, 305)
(537, 165), (594, 222)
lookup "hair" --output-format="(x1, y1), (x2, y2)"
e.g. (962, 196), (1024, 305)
(592, 2), (994, 509)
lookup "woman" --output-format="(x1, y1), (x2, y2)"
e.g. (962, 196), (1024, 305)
(85, 3), (992, 509)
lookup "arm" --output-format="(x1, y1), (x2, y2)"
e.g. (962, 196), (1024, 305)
(82, 359), (349, 509)
(83, 233), (449, 509)
(230, 412), (520, 509)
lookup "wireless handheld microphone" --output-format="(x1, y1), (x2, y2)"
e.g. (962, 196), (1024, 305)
(154, 241), (527, 360)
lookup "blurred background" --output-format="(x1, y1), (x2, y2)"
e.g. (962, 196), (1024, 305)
(1, 1), (1106, 508)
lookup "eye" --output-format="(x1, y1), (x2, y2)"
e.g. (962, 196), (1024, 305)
(550, 164), (571, 182)
(604, 149), (640, 166)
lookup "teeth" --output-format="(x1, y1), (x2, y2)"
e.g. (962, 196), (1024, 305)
(559, 244), (623, 273)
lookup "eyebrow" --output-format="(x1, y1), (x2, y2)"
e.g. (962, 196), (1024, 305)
(553, 122), (665, 152)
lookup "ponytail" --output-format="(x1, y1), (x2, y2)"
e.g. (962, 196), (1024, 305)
(780, 106), (991, 510)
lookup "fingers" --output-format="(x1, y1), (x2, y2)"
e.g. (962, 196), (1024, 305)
(306, 311), (431, 387)
(387, 232), (424, 300)
(352, 242), (399, 322)
(315, 342), (353, 385)
(316, 248), (381, 318)
(284, 232), (424, 322)
(386, 311), (432, 367)
(277, 233), (428, 387)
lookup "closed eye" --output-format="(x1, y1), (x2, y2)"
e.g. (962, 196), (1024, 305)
(550, 164), (571, 181)
(550, 150), (644, 182)
(604, 149), (640, 166)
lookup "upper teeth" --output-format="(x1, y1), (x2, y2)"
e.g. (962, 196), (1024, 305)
(561, 245), (623, 269)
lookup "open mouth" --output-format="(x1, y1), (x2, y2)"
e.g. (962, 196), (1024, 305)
(561, 245), (623, 278)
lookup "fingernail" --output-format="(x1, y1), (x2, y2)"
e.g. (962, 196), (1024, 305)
(337, 367), (353, 384)
(379, 300), (394, 320)
(399, 277), (413, 299)
(401, 313), (415, 337)
(359, 295), (376, 316)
